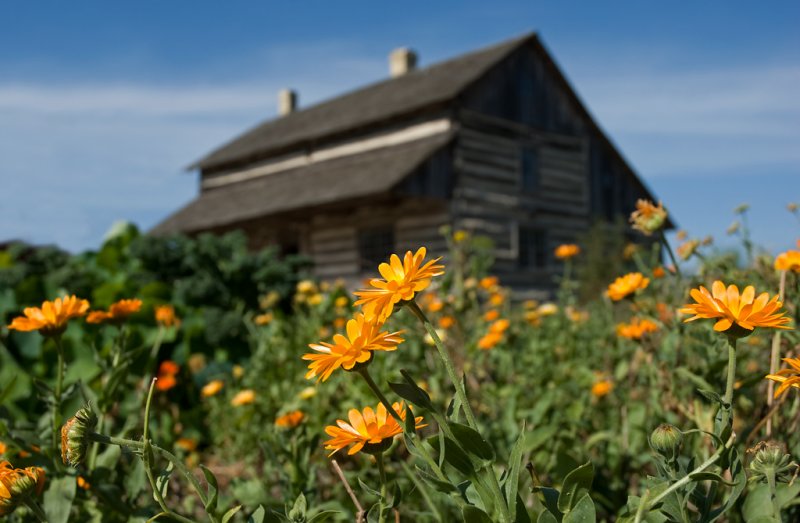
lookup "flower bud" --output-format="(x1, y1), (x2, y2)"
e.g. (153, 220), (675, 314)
(0, 462), (46, 516)
(750, 441), (795, 483)
(650, 424), (683, 458)
(61, 405), (97, 467)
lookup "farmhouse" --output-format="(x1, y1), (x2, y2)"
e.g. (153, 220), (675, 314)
(153, 32), (667, 290)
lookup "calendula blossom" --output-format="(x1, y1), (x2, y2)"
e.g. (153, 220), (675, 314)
(607, 273), (650, 301)
(276, 410), (306, 429)
(478, 332), (503, 350)
(630, 199), (667, 235)
(354, 247), (444, 322)
(7, 295), (89, 337)
(591, 379), (613, 398)
(554, 244), (580, 260)
(155, 305), (179, 327)
(86, 298), (142, 324)
(775, 250), (800, 273)
(303, 313), (403, 382)
(765, 358), (800, 398)
(324, 401), (425, 456)
(156, 361), (179, 391)
(680, 281), (792, 335)
(231, 389), (256, 406)
(201, 380), (224, 397)
(0, 461), (46, 516)
(616, 317), (659, 340)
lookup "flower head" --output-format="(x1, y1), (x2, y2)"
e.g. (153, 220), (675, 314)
(554, 244), (580, 260)
(353, 248), (444, 322)
(201, 380), (224, 397)
(61, 406), (97, 467)
(86, 298), (142, 324)
(616, 317), (659, 340)
(478, 332), (503, 350)
(775, 250), (800, 273)
(0, 461), (46, 516)
(591, 379), (613, 398)
(8, 296), (89, 337)
(276, 410), (306, 429)
(765, 358), (800, 398)
(324, 401), (425, 456)
(677, 239), (700, 261)
(303, 313), (403, 382)
(155, 305), (180, 327)
(681, 281), (792, 335)
(156, 361), (179, 391)
(231, 389), (256, 407)
(607, 273), (650, 301)
(630, 200), (667, 235)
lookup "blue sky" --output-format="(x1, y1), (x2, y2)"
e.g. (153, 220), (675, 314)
(1, 1), (798, 254)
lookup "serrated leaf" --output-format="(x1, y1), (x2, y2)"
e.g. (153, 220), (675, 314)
(450, 422), (495, 461)
(557, 462), (593, 513)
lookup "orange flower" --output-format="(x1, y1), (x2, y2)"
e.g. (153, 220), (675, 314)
(652, 266), (666, 279)
(479, 276), (499, 290)
(255, 312), (274, 326)
(478, 332), (503, 350)
(607, 273), (650, 301)
(7, 295), (89, 337)
(201, 380), (224, 397)
(775, 250), (800, 273)
(554, 244), (580, 260)
(489, 293), (505, 306)
(438, 315), (456, 329)
(86, 298), (142, 325)
(0, 461), (46, 516)
(483, 309), (500, 322)
(77, 476), (90, 490)
(765, 358), (800, 398)
(324, 402), (425, 456)
(155, 305), (180, 327)
(489, 319), (510, 334)
(616, 317), (659, 340)
(231, 389), (256, 406)
(156, 361), (179, 391)
(680, 281), (792, 334)
(354, 248), (444, 322)
(677, 239), (700, 261)
(276, 410), (306, 429)
(175, 438), (198, 452)
(303, 314), (403, 382)
(427, 299), (444, 313)
(591, 380), (614, 398)
(630, 199), (667, 235)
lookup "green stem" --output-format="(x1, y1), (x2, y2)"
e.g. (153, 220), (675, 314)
(645, 433), (736, 511)
(52, 337), (65, 456)
(357, 368), (405, 426)
(24, 498), (49, 522)
(767, 470), (782, 518)
(659, 230), (683, 279)
(406, 301), (478, 429)
(401, 461), (443, 522)
(377, 453), (389, 523)
(721, 338), (738, 432)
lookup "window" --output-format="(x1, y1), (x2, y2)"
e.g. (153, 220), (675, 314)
(358, 228), (395, 271)
(520, 146), (539, 192)
(519, 227), (547, 268)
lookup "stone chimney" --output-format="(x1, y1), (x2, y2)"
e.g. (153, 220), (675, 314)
(278, 88), (297, 116)
(389, 48), (418, 77)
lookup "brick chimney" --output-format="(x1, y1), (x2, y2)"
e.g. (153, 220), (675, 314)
(389, 48), (418, 77)
(278, 89), (297, 116)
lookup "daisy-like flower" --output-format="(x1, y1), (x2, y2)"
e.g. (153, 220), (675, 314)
(630, 199), (667, 235)
(7, 295), (89, 337)
(478, 332), (503, 350)
(353, 247), (444, 323)
(86, 298), (142, 325)
(231, 389), (256, 406)
(0, 461), (46, 516)
(680, 281), (792, 336)
(616, 317), (659, 340)
(201, 380), (224, 398)
(303, 313), (403, 382)
(607, 273), (650, 301)
(554, 244), (580, 260)
(276, 410), (306, 429)
(775, 249), (800, 273)
(156, 361), (180, 391)
(155, 305), (180, 327)
(324, 401), (425, 456)
(765, 358), (800, 398)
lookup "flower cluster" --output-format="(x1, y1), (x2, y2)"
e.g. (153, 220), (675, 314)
(87, 299), (142, 324)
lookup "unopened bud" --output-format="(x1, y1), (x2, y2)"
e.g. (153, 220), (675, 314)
(650, 424), (683, 457)
(61, 405), (97, 467)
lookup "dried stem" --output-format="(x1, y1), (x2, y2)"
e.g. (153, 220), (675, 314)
(331, 459), (366, 523)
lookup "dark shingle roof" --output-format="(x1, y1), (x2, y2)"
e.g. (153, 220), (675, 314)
(192, 33), (533, 171)
(153, 132), (454, 235)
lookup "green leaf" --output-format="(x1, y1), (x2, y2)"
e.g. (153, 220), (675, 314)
(222, 506), (242, 523)
(358, 477), (382, 498)
(534, 487), (562, 519)
(462, 505), (494, 523)
(441, 437), (475, 476)
(248, 505), (266, 523)
(537, 510), (559, 523)
(688, 471), (737, 487)
(707, 447), (746, 521)
(563, 494), (595, 523)
(308, 510), (341, 522)
(557, 462), (593, 513)
(415, 465), (458, 494)
(504, 423), (527, 523)
(450, 422), (495, 461)
(390, 481), (403, 509)
(43, 474), (77, 523)
(288, 492), (307, 519)
(697, 389), (725, 407)
(200, 464), (219, 513)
